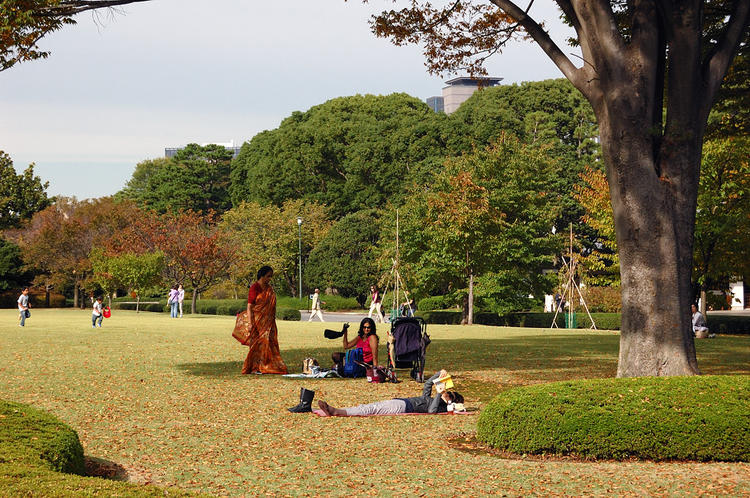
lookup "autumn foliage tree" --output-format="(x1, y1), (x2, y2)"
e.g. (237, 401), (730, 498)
(363, 0), (750, 376)
(8, 197), (137, 307)
(106, 209), (236, 314)
(573, 166), (620, 287)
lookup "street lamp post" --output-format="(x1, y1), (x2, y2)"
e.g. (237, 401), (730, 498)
(297, 217), (303, 301)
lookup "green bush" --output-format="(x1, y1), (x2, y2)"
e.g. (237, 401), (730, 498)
(0, 399), (85, 474)
(277, 308), (301, 321)
(0, 290), (66, 308)
(277, 294), (358, 312)
(416, 310), (463, 324)
(706, 291), (731, 311)
(111, 301), (166, 313)
(477, 375), (750, 462)
(708, 315), (750, 335)
(581, 286), (621, 312)
(418, 295), (455, 311)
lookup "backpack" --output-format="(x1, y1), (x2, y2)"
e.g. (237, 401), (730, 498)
(343, 348), (366, 378)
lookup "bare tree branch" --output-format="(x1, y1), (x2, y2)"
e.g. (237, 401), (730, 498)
(489, 0), (581, 86)
(32, 0), (151, 17)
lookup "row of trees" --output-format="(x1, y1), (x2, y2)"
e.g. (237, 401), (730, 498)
(2, 78), (747, 322)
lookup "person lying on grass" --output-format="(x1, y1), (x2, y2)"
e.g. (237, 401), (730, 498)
(317, 370), (464, 416)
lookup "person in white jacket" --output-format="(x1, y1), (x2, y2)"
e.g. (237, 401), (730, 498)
(308, 288), (325, 322)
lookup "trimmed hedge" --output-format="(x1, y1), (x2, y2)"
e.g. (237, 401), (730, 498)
(0, 290), (66, 309)
(0, 399), (84, 474)
(477, 375), (750, 461)
(707, 315), (750, 335)
(277, 308), (301, 321)
(111, 301), (166, 312)
(416, 310), (621, 329)
(110, 298), (301, 320)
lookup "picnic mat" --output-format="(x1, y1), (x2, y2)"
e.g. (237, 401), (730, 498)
(313, 409), (475, 417)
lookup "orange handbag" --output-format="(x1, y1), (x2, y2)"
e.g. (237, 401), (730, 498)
(232, 311), (252, 345)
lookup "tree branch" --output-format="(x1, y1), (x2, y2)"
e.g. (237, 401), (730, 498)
(700, 0), (750, 128)
(488, 0), (581, 84)
(33, 0), (151, 17)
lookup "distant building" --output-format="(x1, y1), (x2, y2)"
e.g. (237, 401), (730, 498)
(426, 96), (444, 113)
(165, 140), (241, 159)
(427, 76), (503, 114)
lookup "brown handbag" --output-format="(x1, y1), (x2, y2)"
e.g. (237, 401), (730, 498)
(232, 311), (252, 345)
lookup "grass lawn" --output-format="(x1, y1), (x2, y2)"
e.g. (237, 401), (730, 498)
(1, 308), (749, 496)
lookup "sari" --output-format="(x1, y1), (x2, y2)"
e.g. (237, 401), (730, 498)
(242, 282), (288, 374)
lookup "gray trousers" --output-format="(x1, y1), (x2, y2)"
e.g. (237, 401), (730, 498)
(344, 399), (406, 416)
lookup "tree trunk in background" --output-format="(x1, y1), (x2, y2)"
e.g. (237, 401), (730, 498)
(467, 271), (474, 325)
(191, 291), (198, 315)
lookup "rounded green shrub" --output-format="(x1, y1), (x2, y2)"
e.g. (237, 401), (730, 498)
(0, 400), (85, 474)
(477, 375), (749, 461)
(418, 295), (454, 311)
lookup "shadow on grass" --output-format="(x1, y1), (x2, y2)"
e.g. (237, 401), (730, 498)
(176, 334), (622, 380)
(84, 456), (128, 481)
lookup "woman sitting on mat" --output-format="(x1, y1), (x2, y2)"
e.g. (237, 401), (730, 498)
(241, 265), (288, 375)
(317, 370), (464, 416)
(342, 317), (379, 367)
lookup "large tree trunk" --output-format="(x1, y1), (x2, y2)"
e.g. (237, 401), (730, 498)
(191, 291), (198, 315)
(598, 104), (700, 377)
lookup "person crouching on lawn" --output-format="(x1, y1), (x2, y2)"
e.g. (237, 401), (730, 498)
(317, 370), (463, 416)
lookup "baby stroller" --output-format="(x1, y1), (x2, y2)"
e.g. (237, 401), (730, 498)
(387, 317), (430, 382)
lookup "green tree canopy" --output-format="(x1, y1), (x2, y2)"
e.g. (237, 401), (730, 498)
(219, 199), (331, 296)
(304, 209), (382, 307)
(397, 135), (561, 319)
(0, 151), (52, 230)
(693, 136), (750, 305)
(126, 144), (234, 215)
(229, 93), (457, 219)
(0, 238), (32, 291)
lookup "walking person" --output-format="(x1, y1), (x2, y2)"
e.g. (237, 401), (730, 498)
(92, 296), (104, 328)
(368, 285), (385, 323)
(308, 288), (325, 322)
(177, 284), (185, 318)
(241, 265), (288, 375)
(17, 287), (30, 327)
(168, 285), (179, 318)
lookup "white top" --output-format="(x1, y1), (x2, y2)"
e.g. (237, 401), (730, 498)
(178, 288), (185, 303)
(311, 292), (321, 310)
(17, 294), (29, 311)
(93, 301), (103, 316)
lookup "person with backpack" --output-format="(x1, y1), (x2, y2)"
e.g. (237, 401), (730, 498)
(342, 317), (379, 370)
(317, 370), (464, 416)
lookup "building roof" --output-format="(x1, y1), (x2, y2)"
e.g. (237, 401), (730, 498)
(444, 76), (503, 87)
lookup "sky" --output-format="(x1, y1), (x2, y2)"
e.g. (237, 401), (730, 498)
(0, 0), (576, 200)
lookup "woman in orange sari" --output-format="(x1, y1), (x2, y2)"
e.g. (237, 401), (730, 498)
(242, 266), (288, 374)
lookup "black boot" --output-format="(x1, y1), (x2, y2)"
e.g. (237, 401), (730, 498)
(288, 387), (315, 413)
